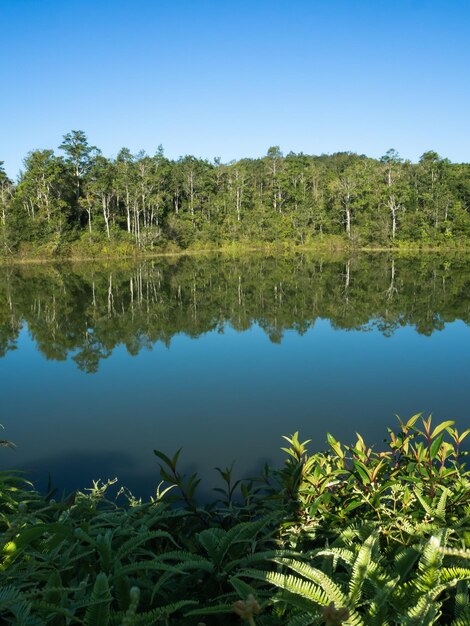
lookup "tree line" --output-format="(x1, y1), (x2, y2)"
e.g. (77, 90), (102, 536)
(1, 131), (470, 254)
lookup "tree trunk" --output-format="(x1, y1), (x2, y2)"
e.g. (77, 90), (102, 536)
(126, 188), (131, 233)
(102, 196), (110, 239)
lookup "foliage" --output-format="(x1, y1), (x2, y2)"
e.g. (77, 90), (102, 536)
(0, 416), (469, 624)
(3, 135), (470, 257)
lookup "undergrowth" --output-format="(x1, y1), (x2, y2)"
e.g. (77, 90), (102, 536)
(0, 414), (469, 625)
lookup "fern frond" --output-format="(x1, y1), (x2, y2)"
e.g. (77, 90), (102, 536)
(273, 558), (349, 610)
(285, 611), (318, 626)
(29, 599), (76, 620)
(197, 518), (270, 568)
(114, 559), (206, 579)
(440, 568), (470, 583)
(84, 573), (111, 626)
(185, 603), (234, 617)
(0, 585), (20, 605)
(230, 576), (259, 600)
(242, 568), (330, 606)
(132, 600), (198, 624)
(363, 566), (398, 625)
(151, 549), (210, 563)
(235, 549), (303, 569)
(436, 488), (450, 519)
(393, 546), (420, 582)
(349, 532), (377, 605)
(454, 580), (469, 619)
(196, 527), (225, 562)
(451, 604), (470, 626)
(414, 488), (447, 521)
(402, 591), (441, 625)
(115, 530), (176, 562)
(316, 547), (355, 566)
(273, 588), (324, 614)
(414, 532), (446, 593)
(219, 517), (269, 555)
(8, 600), (35, 626)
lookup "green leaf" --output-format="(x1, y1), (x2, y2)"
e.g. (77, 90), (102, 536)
(430, 433), (445, 459)
(431, 420), (455, 440)
(153, 449), (174, 469)
(352, 460), (371, 485)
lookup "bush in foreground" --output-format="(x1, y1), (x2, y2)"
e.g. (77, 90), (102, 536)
(0, 415), (469, 625)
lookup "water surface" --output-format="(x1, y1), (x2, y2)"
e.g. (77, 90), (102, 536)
(1, 253), (469, 498)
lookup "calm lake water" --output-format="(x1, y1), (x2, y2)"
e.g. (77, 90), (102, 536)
(1, 253), (469, 498)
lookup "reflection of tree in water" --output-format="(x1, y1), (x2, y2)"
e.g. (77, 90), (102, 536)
(0, 253), (469, 373)
(72, 330), (111, 374)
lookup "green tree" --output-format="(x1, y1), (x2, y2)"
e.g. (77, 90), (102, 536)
(416, 151), (452, 237)
(0, 162), (14, 253)
(59, 130), (99, 212)
(379, 149), (408, 240)
(14, 150), (71, 245)
(85, 155), (116, 239)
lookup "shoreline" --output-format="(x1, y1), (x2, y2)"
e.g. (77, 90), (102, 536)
(2, 242), (470, 266)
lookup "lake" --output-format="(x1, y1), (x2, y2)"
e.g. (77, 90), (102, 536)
(1, 252), (469, 499)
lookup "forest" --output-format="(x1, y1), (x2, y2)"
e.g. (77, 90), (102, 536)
(1, 131), (470, 256)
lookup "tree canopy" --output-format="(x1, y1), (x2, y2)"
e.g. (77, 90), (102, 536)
(2, 133), (470, 255)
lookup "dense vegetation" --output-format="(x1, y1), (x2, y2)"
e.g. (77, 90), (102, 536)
(1, 253), (470, 372)
(1, 132), (470, 257)
(1, 416), (469, 624)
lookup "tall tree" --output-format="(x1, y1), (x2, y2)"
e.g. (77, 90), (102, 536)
(86, 155), (116, 239)
(0, 162), (14, 252)
(115, 147), (135, 234)
(59, 130), (99, 207)
(380, 149), (406, 240)
(416, 151), (451, 234)
(15, 150), (70, 239)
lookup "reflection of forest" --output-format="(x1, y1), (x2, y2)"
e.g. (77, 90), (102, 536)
(1, 253), (469, 373)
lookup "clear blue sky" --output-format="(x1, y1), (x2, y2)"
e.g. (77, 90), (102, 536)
(1, 0), (469, 178)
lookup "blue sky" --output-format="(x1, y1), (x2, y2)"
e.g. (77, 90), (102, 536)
(1, 0), (469, 178)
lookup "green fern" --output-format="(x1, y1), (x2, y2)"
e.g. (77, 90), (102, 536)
(401, 592), (441, 625)
(242, 568), (330, 607)
(0, 585), (21, 606)
(84, 573), (112, 626)
(451, 604), (470, 626)
(130, 599), (198, 624)
(115, 529), (177, 562)
(273, 558), (351, 610)
(415, 532), (447, 592)
(440, 568), (470, 583)
(285, 611), (320, 626)
(454, 580), (470, 619)
(196, 527), (225, 563)
(349, 531), (377, 606)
